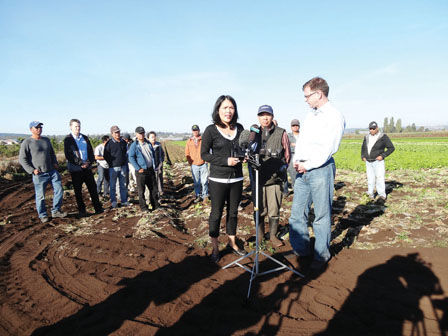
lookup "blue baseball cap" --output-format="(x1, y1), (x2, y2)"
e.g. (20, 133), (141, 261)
(257, 105), (273, 115)
(29, 121), (43, 128)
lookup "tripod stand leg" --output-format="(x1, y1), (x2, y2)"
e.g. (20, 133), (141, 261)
(247, 251), (259, 298)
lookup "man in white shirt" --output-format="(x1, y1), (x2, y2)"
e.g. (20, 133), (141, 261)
(94, 135), (110, 199)
(289, 77), (345, 272)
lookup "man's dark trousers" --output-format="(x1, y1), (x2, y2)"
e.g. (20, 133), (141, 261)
(71, 168), (102, 213)
(136, 168), (158, 210)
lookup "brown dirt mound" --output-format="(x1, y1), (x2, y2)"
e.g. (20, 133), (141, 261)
(0, 163), (447, 335)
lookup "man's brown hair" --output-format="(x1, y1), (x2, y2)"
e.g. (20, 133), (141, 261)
(302, 77), (329, 97)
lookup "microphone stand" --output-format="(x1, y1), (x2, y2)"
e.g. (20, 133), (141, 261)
(222, 154), (304, 298)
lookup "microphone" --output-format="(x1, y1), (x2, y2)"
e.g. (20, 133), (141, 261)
(249, 124), (260, 143)
(249, 124), (260, 133)
(238, 129), (251, 148)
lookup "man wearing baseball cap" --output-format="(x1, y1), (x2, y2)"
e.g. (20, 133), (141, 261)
(185, 124), (209, 203)
(361, 121), (395, 203)
(104, 125), (129, 208)
(253, 105), (291, 247)
(128, 126), (159, 212)
(19, 121), (67, 223)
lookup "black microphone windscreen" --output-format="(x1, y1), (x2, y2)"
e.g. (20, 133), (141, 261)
(239, 129), (251, 147)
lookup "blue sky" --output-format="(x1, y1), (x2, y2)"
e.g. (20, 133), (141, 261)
(1, 0), (447, 135)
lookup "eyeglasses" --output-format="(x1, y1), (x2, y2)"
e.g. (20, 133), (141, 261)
(304, 91), (318, 99)
(369, 127), (376, 130)
(34, 126), (42, 129)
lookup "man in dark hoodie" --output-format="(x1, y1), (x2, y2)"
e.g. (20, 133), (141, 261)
(361, 121), (395, 202)
(64, 119), (103, 216)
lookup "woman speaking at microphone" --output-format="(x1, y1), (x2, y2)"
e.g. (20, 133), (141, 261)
(201, 95), (247, 263)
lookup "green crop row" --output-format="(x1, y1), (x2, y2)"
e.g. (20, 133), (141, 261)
(334, 137), (448, 171)
(167, 138), (448, 171)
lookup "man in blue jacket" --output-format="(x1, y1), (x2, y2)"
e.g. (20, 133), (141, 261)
(361, 121), (395, 203)
(128, 126), (159, 212)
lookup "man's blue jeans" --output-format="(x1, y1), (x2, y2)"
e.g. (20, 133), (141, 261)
(191, 164), (209, 198)
(289, 158), (335, 263)
(109, 165), (128, 207)
(366, 160), (386, 198)
(32, 169), (64, 218)
(96, 165), (110, 196)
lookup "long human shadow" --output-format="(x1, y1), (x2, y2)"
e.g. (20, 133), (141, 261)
(31, 254), (220, 336)
(330, 179), (403, 255)
(155, 254), (313, 335)
(315, 253), (447, 335)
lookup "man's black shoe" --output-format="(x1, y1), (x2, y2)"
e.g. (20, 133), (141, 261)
(95, 208), (104, 215)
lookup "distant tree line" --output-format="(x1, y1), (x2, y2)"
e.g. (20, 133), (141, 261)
(382, 117), (429, 133)
(0, 136), (104, 159)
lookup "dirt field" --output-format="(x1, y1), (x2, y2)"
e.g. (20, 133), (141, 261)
(0, 160), (447, 335)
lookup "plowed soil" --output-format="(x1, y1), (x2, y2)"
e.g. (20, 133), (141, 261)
(0, 161), (447, 336)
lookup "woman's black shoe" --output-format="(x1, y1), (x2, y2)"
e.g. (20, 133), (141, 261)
(226, 243), (247, 256)
(233, 248), (247, 256)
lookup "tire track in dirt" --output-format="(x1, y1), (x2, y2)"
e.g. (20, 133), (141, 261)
(1, 162), (447, 335)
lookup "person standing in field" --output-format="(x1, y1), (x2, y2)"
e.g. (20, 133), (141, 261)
(19, 121), (67, 223)
(64, 119), (103, 216)
(94, 135), (110, 199)
(185, 125), (209, 203)
(284, 118), (301, 195)
(128, 126), (159, 212)
(201, 95), (247, 262)
(147, 131), (165, 198)
(361, 121), (395, 203)
(288, 77), (345, 272)
(104, 125), (129, 208)
(123, 133), (137, 193)
(254, 105), (291, 248)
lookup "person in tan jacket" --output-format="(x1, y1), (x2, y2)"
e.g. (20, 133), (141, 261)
(185, 125), (209, 203)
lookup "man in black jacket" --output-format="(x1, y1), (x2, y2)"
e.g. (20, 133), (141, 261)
(104, 125), (129, 208)
(64, 119), (103, 216)
(361, 121), (395, 202)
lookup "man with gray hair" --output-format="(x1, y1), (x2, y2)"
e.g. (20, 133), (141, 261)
(64, 119), (103, 216)
(19, 121), (67, 223)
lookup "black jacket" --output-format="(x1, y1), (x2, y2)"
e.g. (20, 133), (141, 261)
(64, 134), (95, 172)
(104, 138), (128, 168)
(201, 123), (244, 179)
(361, 133), (395, 162)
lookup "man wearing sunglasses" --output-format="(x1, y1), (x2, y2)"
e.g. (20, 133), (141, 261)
(19, 121), (67, 223)
(361, 121), (395, 203)
(288, 77), (345, 273)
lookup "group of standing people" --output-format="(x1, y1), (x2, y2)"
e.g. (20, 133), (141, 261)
(190, 77), (345, 271)
(196, 76), (395, 272)
(19, 120), (166, 222)
(19, 75), (395, 274)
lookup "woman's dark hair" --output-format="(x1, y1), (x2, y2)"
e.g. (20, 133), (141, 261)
(212, 95), (238, 128)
